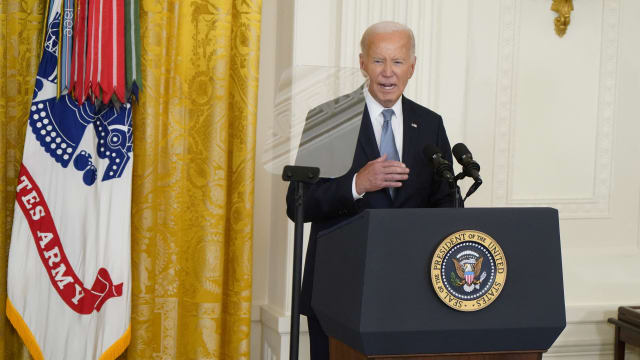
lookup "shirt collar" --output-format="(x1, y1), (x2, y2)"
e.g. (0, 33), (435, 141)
(363, 85), (403, 122)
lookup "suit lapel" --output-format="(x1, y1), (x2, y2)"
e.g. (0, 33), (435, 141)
(358, 104), (380, 161)
(395, 96), (419, 204)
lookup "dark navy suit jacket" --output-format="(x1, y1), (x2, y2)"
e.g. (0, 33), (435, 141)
(286, 90), (455, 317)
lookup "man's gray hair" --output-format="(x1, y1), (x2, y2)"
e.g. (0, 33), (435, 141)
(360, 21), (416, 56)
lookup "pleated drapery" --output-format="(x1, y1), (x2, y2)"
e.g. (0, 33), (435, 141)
(0, 0), (261, 358)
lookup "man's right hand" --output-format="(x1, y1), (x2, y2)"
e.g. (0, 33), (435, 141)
(355, 155), (410, 195)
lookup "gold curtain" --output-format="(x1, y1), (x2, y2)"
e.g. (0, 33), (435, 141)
(0, 0), (261, 359)
(0, 1), (44, 358)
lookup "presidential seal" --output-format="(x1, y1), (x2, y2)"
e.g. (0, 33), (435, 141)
(430, 230), (507, 312)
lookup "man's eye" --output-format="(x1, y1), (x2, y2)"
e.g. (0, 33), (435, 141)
(374, 60), (383, 64)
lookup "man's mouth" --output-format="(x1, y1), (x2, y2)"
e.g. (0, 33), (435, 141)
(379, 83), (396, 90)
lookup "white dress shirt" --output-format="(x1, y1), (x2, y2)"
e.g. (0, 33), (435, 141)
(352, 86), (404, 199)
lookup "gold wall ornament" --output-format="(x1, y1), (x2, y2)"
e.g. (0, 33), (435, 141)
(551, 0), (574, 37)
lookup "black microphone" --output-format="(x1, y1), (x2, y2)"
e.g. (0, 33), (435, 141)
(423, 144), (454, 182)
(452, 143), (482, 184)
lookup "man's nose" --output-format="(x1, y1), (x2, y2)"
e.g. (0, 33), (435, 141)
(382, 62), (393, 77)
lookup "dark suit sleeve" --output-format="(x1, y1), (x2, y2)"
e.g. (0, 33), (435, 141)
(428, 115), (456, 208)
(286, 172), (359, 222)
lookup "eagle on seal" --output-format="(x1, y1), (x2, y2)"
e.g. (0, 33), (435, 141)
(453, 257), (483, 285)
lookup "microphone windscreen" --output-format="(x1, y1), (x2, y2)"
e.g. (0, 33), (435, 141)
(423, 144), (442, 161)
(452, 143), (471, 163)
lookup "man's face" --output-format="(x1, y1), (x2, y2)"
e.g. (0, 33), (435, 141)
(360, 30), (415, 108)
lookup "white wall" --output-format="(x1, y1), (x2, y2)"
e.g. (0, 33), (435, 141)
(252, 1), (640, 359)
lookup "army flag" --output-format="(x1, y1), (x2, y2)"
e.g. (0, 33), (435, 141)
(6, 0), (134, 359)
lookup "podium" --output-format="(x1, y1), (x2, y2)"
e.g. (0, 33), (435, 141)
(311, 208), (566, 359)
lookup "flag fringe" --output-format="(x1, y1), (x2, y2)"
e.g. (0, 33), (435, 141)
(7, 298), (131, 360)
(98, 324), (131, 360)
(6, 298), (45, 360)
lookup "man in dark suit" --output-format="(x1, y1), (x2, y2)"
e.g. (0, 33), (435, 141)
(286, 21), (455, 360)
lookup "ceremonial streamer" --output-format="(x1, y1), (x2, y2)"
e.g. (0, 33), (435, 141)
(125, 0), (141, 99)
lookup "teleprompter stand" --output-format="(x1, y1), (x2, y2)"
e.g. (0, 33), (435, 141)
(281, 165), (320, 360)
(311, 208), (566, 360)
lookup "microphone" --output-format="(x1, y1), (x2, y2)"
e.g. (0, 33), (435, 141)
(423, 144), (454, 182)
(452, 143), (482, 184)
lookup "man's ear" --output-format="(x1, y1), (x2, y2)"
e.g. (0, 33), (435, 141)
(359, 54), (369, 79)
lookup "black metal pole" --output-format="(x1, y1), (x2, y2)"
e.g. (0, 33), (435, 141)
(281, 165), (319, 360)
(449, 180), (460, 208)
(289, 181), (304, 360)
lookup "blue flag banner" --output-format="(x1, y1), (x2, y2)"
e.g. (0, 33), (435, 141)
(59, 0), (74, 94)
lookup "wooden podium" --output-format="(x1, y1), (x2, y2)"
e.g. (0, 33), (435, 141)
(312, 208), (565, 359)
(329, 337), (543, 360)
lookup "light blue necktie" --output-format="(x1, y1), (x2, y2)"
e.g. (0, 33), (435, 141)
(379, 108), (400, 198)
